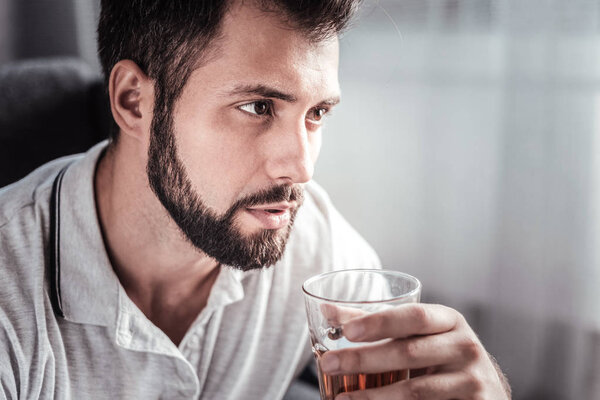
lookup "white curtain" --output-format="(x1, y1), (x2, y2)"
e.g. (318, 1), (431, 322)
(316, 1), (600, 398)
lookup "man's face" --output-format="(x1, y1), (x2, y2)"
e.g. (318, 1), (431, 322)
(147, 2), (341, 270)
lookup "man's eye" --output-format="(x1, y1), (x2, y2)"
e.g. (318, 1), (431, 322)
(239, 101), (272, 116)
(307, 107), (329, 123)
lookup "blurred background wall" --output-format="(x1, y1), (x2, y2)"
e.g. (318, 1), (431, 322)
(1, 0), (599, 399)
(321, 2), (600, 399)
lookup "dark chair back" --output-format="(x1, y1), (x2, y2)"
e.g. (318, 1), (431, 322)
(0, 58), (111, 187)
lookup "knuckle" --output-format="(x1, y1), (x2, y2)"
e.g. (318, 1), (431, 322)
(471, 378), (486, 395)
(403, 379), (427, 400)
(408, 304), (430, 330)
(398, 339), (420, 364)
(459, 337), (484, 361)
(464, 369), (487, 397)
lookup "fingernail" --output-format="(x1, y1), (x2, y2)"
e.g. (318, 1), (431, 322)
(321, 353), (340, 372)
(343, 322), (365, 340)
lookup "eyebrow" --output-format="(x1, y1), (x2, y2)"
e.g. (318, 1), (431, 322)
(226, 83), (340, 106)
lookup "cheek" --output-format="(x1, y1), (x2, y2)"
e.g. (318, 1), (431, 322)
(172, 111), (264, 208)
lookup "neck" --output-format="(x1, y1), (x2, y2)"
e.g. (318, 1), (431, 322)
(94, 140), (220, 345)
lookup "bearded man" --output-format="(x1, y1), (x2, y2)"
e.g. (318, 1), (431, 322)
(0, 0), (510, 399)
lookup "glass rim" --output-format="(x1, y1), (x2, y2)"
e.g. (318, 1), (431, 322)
(302, 268), (422, 305)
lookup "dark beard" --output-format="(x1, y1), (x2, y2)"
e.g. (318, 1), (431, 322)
(146, 105), (304, 271)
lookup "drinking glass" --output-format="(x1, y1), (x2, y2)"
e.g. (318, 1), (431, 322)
(302, 269), (421, 400)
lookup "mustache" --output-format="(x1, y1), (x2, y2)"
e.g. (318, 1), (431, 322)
(230, 184), (305, 211)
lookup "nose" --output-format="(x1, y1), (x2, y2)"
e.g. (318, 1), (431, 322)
(263, 118), (316, 184)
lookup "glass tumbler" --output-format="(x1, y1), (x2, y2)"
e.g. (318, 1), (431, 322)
(302, 269), (421, 400)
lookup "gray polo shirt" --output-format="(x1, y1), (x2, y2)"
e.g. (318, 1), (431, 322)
(0, 142), (380, 399)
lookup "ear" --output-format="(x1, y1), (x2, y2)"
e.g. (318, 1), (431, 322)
(108, 60), (153, 141)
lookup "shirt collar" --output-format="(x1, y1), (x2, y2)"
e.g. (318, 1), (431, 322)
(57, 141), (119, 326)
(55, 141), (248, 329)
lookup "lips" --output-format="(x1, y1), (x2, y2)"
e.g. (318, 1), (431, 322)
(245, 202), (294, 230)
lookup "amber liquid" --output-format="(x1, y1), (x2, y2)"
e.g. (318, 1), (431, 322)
(314, 349), (409, 400)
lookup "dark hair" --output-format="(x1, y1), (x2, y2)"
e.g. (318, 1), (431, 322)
(97, 0), (362, 141)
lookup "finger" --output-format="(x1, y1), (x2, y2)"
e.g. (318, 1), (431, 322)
(320, 331), (483, 375)
(342, 303), (461, 342)
(320, 303), (367, 327)
(334, 371), (482, 400)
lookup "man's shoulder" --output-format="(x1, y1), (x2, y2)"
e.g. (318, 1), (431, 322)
(0, 155), (80, 228)
(0, 155), (83, 302)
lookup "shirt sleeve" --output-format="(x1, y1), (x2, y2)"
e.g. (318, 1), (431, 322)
(0, 327), (18, 400)
(0, 281), (27, 400)
(0, 375), (16, 400)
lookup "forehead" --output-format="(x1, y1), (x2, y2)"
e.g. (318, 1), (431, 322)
(185, 1), (340, 101)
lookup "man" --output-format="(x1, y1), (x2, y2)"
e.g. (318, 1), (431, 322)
(0, 0), (511, 399)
